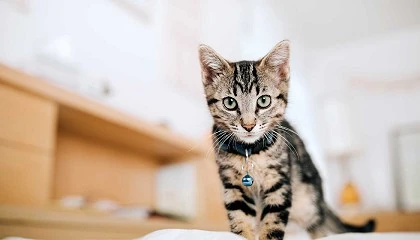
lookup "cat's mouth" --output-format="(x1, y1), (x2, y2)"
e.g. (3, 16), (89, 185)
(236, 132), (264, 144)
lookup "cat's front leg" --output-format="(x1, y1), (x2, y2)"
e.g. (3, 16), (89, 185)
(223, 184), (257, 239)
(259, 177), (292, 240)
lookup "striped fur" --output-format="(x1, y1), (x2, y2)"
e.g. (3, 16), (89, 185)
(198, 41), (375, 240)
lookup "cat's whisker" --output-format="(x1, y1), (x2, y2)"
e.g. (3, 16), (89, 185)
(187, 130), (225, 153)
(263, 131), (272, 147)
(272, 130), (300, 161)
(215, 133), (233, 157)
(275, 128), (302, 162)
(226, 133), (235, 148)
(216, 134), (232, 156)
(213, 133), (228, 150)
(206, 132), (228, 161)
(211, 130), (226, 138)
(276, 125), (300, 137)
(212, 132), (228, 150)
(275, 128), (294, 141)
(215, 132), (231, 150)
(262, 132), (267, 146)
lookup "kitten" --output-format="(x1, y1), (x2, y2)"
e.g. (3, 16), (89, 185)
(198, 40), (375, 240)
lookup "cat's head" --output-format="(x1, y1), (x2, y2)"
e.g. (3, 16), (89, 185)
(198, 41), (290, 144)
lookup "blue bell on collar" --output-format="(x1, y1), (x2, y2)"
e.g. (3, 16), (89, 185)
(242, 173), (254, 187)
(241, 149), (254, 187)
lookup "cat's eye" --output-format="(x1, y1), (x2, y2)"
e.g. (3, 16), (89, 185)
(257, 95), (271, 108)
(223, 97), (238, 110)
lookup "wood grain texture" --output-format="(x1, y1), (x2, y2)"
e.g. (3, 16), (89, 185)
(0, 225), (141, 240)
(0, 64), (229, 236)
(54, 130), (158, 206)
(195, 156), (229, 226)
(58, 105), (194, 162)
(0, 64), (206, 161)
(342, 211), (420, 232)
(0, 205), (228, 239)
(195, 135), (229, 227)
(0, 145), (53, 205)
(0, 83), (57, 151)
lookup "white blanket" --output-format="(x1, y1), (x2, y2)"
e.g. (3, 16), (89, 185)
(141, 229), (245, 240)
(141, 230), (420, 240)
(3, 231), (420, 240)
(321, 233), (420, 240)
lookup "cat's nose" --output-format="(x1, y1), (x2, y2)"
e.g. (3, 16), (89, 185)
(241, 122), (256, 132)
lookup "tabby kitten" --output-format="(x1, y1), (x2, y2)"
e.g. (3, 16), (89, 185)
(198, 40), (375, 240)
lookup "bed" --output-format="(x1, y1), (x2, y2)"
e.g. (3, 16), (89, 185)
(141, 230), (420, 240)
(2, 230), (420, 240)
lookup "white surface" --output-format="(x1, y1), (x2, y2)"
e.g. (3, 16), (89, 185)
(90, 199), (120, 212)
(396, 131), (420, 211)
(156, 163), (197, 218)
(140, 230), (420, 240)
(58, 195), (86, 209)
(310, 27), (420, 210)
(0, 0), (212, 139)
(141, 229), (245, 240)
(112, 206), (150, 219)
(321, 233), (420, 240)
(322, 98), (355, 156)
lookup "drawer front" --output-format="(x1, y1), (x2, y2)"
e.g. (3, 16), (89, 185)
(0, 84), (57, 150)
(0, 145), (53, 205)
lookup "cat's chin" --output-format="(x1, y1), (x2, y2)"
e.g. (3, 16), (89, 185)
(237, 134), (263, 144)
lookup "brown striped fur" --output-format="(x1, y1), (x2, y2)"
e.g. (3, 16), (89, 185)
(198, 41), (375, 240)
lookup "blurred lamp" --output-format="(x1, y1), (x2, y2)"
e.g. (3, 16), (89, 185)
(323, 97), (361, 208)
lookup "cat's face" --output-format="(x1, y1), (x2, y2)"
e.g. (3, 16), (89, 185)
(199, 41), (290, 144)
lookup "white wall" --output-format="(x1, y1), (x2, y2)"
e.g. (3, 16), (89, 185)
(307, 26), (420, 210)
(3, 0), (417, 213)
(0, 0), (213, 139)
(0, 1), (325, 208)
(0, 0), (320, 150)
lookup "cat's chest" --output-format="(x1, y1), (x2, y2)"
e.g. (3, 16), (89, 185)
(241, 153), (280, 193)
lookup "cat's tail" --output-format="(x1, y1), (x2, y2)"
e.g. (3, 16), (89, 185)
(324, 206), (376, 233)
(342, 219), (376, 232)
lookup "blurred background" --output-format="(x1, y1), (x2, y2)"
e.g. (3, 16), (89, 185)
(0, 0), (419, 239)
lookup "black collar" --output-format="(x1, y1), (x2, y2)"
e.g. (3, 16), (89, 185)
(213, 125), (277, 157)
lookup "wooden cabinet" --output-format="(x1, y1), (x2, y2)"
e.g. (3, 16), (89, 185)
(53, 131), (158, 206)
(0, 205), (228, 239)
(0, 64), (207, 206)
(0, 64), (227, 238)
(0, 84), (57, 150)
(0, 84), (56, 205)
(0, 145), (53, 205)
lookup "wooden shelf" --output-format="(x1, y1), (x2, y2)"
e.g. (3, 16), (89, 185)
(341, 211), (420, 232)
(0, 63), (206, 162)
(0, 63), (228, 237)
(0, 205), (228, 239)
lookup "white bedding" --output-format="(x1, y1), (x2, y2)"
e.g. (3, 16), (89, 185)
(141, 230), (420, 240)
(3, 231), (420, 240)
(321, 233), (420, 239)
(141, 229), (245, 240)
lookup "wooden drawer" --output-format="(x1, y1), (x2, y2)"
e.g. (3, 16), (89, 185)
(0, 225), (141, 240)
(0, 84), (57, 150)
(0, 145), (53, 205)
(54, 130), (158, 206)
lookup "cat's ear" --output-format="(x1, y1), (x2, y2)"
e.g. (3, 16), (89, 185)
(258, 40), (290, 80)
(198, 44), (231, 85)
